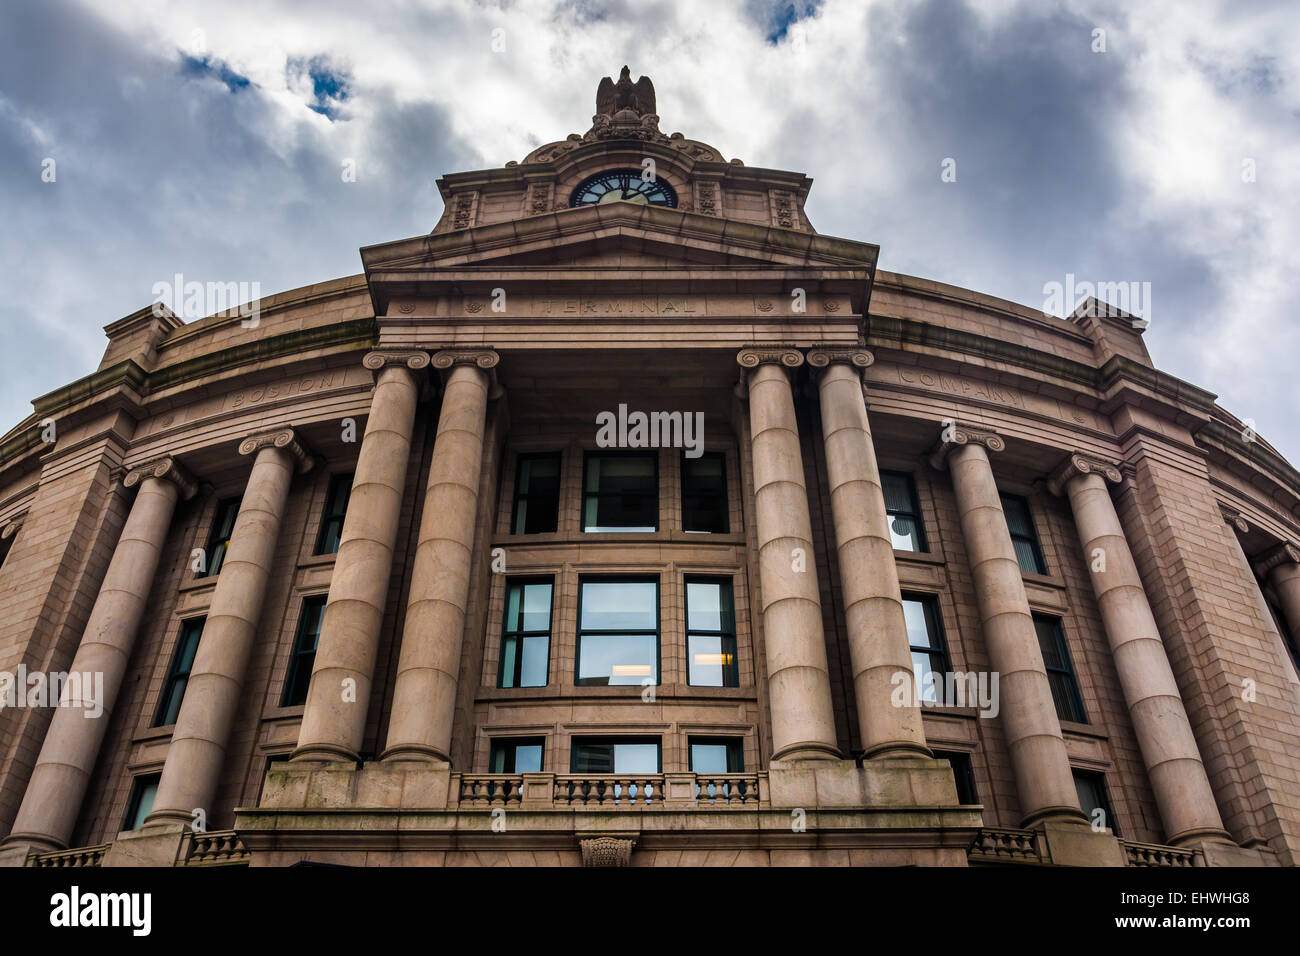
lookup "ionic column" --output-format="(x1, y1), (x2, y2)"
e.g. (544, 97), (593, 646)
(929, 424), (1085, 826)
(146, 429), (312, 826)
(1050, 453), (1229, 845)
(381, 349), (498, 763)
(293, 350), (427, 762)
(4, 459), (195, 851)
(807, 348), (929, 759)
(737, 348), (839, 762)
(1255, 542), (1300, 661)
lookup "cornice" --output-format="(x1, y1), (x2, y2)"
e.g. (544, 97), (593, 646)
(1197, 418), (1300, 507)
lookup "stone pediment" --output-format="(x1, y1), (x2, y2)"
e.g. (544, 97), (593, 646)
(363, 202), (878, 316)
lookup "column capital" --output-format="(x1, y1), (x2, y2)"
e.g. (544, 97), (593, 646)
(0, 513), (25, 541)
(431, 348), (499, 371)
(806, 347), (874, 378)
(1254, 541), (1300, 578)
(122, 455), (198, 500)
(237, 427), (315, 473)
(1219, 504), (1250, 534)
(1046, 451), (1123, 497)
(362, 349), (430, 375)
(737, 347), (804, 370)
(927, 421), (1005, 470)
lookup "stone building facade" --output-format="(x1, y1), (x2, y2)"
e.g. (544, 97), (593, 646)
(1, 69), (1298, 868)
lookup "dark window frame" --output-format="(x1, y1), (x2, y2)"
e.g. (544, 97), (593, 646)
(881, 470), (927, 552)
(281, 594), (327, 706)
(688, 736), (745, 773)
(489, 736), (546, 773)
(153, 616), (205, 727)
(1000, 493), (1047, 575)
(510, 451), (562, 535)
(1034, 613), (1088, 724)
(575, 575), (661, 687)
(200, 497), (240, 578)
(681, 450), (729, 534)
(934, 750), (978, 805)
(569, 736), (663, 774)
(902, 593), (952, 704)
(685, 575), (739, 688)
(315, 472), (353, 555)
(1073, 768), (1119, 836)
(581, 449), (658, 533)
(122, 773), (161, 831)
(498, 577), (554, 689)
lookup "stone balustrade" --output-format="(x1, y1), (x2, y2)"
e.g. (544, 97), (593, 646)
(30, 844), (109, 868)
(183, 830), (250, 866)
(1121, 840), (1199, 867)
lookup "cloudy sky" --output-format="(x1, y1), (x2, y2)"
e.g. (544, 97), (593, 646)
(1, 0), (1296, 461)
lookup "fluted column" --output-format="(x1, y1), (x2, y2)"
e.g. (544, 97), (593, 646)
(1256, 542), (1300, 660)
(737, 348), (839, 762)
(807, 348), (929, 759)
(1050, 453), (1229, 845)
(382, 349), (498, 763)
(146, 429), (311, 826)
(930, 424), (1085, 826)
(293, 350), (427, 762)
(3, 459), (195, 851)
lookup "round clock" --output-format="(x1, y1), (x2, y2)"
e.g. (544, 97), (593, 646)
(569, 169), (678, 208)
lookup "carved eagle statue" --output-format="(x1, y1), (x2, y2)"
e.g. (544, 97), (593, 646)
(596, 66), (656, 117)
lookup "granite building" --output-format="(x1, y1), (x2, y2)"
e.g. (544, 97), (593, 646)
(1, 69), (1299, 868)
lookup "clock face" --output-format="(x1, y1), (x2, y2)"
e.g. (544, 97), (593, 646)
(570, 169), (678, 208)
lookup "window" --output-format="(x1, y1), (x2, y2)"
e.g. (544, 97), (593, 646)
(882, 471), (926, 552)
(689, 737), (744, 773)
(1000, 493), (1046, 574)
(123, 773), (160, 831)
(154, 617), (204, 726)
(511, 453), (561, 534)
(499, 579), (552, 688)
(200, 497), (240, 577)
(282, 596), (326, 706)
(686, 577), (738, 687)
(1034, 614), (1087, 724)
(570, 737), (661, 773)
(576, 577), (659, 686)
(1073, 769), (1118, 835)
(315, 473), (353, 555)
(582, 452), (657, 532)
(902, 596), (950, 704)
(682, 452), (728, 533)
(935, 751), (978, 805)
(489, 737), (545, 773)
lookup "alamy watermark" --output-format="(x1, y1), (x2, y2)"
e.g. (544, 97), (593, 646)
(1042, 273), (1152, 329)
(891, 669), (1000, 718)
(152, 272), (262, 327)
(595, 403), (704, 458)
(0, 665), (103, 717)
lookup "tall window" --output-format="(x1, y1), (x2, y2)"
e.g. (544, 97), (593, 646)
(570, 737), (661, 773)
(935, 750), (978, 805)
(499, 579), (553, 688)
(511, 453), (561, 534)
(282, 595), (326, 706)
(582, 452), (657, 532)
(1034, 614), (1087, 723)
(154, 617), (204, 726)
(576, 577), (658, 685)
(689, 737), (744, 773)
(882, 471), (926, 552)
(315, 473), (353, 555)
(123, 773), (161, 831)
(489, 737), (545, 773)
(681, 452), (728, 533)
(686, 577), (738, 687)
(902, 595), (950, 704)
(201, 498), (240, 577)
(1073, 769), (1118, 835)
(1000, 493), (1046, 574)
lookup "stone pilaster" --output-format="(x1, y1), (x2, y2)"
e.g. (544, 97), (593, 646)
(737, 348), (839, 762)
(146, 428), (312, 827)
(930, 423), (1086, 827)
(294, 350), (428, 763)
(1049, 452), (1230, 846)
(381, 349), (498, 763)
(2, 457), (195, 852)
(807, 348), (929, 759)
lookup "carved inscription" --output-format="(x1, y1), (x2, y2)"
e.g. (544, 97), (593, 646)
(227, 372), (345, 410)
(897, 367), (1026, 409)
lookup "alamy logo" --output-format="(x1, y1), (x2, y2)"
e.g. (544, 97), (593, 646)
(595, 404), (704, 458)
(890, 669), (1000, 718)
(50, 886), (151, 936)
(151, 272), (262, 327)
(0, 665), (103, 717)
(1042, 273), (1152, 328)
